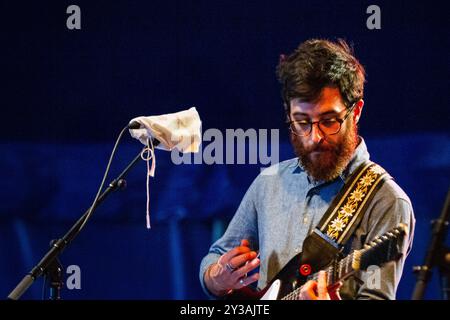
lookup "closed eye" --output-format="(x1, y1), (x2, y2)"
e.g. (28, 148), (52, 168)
(321, 118), (338, 123)
(320, 118), (339, 128)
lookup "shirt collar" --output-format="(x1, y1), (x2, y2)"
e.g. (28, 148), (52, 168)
(339, 136), (370, 182)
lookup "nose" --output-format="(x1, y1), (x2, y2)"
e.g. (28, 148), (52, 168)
(309, 122), (323, 144)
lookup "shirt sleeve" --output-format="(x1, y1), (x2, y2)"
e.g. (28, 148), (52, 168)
(348, 181), (416, 300)
(199, 177), (260, 299)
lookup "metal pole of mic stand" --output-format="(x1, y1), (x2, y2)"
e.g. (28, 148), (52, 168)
(412, 187), (450, 300)
(7, 149), (147, 300)
(45, 250), (63, 300)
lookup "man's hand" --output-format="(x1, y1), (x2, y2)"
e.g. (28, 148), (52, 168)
(299, 271), (343, 300)
(204, 239), (260, 296)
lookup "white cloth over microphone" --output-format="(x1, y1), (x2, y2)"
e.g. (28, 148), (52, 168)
(128, 107), (202, 153)
(128, 107), (202, 229)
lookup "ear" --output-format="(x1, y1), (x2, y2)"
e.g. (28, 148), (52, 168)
(284, 102), (291, 123)
(353, 99), (364, 124)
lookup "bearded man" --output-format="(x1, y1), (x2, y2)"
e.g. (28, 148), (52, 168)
(199, 39), (415, 300)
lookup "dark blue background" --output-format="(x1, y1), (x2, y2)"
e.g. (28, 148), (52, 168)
(0, 0), (449, 299)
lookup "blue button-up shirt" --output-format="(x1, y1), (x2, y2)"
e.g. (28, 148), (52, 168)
(200, 137), (415, 299)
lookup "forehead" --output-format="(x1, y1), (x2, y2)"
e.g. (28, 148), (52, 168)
(289, 87), (346, 116)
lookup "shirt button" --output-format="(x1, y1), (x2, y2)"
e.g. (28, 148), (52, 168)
(303, 216), (309, 224)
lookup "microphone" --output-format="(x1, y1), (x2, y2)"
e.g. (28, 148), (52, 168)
(127, 107), (202, 153)
(128, 121), (160, 146)
(127, 107), (202, 230)
(128, 121), (141, 130)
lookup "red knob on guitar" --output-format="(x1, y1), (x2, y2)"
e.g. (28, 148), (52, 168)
(299, 264), (311, 276)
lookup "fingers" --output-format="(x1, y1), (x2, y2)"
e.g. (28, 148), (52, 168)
(220, 239), (257, 272)
(233, 256), (260, 279)
(328, 281), (343, 291)
(328, 281), (343, 300)
(220, 245), (252, 266)
(236, 273), (259, 289)
(300, 271), (333, 300)
(329, 290), (342, 300)
(229, 251), (258, 271)
(300, 280), (318, 300)
(240, 239), (250, 247)
(210, 240), (258, 293)
(317, 271), (329, 300)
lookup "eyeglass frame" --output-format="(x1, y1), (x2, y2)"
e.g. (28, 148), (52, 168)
(287, 102), (357, 137)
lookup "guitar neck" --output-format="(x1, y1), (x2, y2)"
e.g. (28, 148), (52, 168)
(310, 250), (362, 284)
(280, 224), (406, 300)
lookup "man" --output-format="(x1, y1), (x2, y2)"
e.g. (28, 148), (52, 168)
(199, 39), (415, 300)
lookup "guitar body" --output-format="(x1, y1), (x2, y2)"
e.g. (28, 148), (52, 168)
(226, 224), (406, 300)
(228, 251), (330, 300)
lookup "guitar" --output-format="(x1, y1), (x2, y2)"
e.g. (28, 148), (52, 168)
(229, 223), (408, 300)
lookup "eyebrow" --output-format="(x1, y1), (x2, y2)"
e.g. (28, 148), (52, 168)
(291, 110), (340, 118)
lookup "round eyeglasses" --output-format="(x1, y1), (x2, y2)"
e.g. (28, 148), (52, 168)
(288, 103), (356, 137)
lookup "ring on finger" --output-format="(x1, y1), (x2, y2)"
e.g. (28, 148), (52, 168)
(226, 262), (237, 273)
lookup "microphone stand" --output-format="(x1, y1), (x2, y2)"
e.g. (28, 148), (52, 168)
(412, 187), (450, 300)
(45, 251), (63, 300)
(8, 145), (155, 300)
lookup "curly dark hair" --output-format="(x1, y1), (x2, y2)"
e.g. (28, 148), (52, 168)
(276, 39), (366, 114)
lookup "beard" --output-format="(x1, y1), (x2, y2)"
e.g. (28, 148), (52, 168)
(291, 120), (359, 183)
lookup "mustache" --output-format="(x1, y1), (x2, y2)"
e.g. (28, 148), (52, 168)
(290, 133), (336, 153)
(304, 143), (336, 153)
